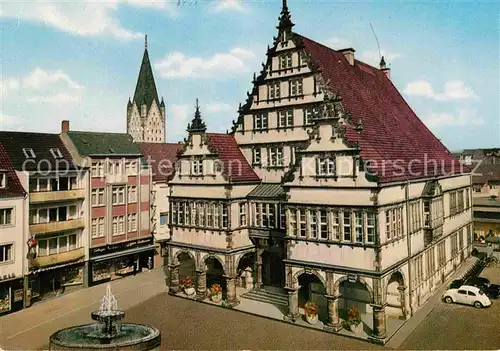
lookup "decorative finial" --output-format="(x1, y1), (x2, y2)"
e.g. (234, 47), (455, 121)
(277, 0), (294, 32)
(379, 56), (386, 69)
(195, 98), (199, 110)
(187, 98), (207, 134)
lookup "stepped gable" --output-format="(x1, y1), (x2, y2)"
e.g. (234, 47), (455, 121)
(299, 35), (466, 183)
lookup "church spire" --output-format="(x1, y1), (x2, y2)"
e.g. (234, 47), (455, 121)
(132, 33), (159, 110)
(187, 99), (207, 134)
(277, 0), (294, 33)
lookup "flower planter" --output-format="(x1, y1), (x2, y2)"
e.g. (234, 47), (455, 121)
(348, 323), (363, 334)
(211, 293), (222, 303)
(305, 313), (318, 325)
(184, 287), (196, 296)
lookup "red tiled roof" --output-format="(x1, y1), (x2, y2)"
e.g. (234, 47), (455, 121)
(138, 142), (184, 182)
(300, 35), (467, 183)
(0, 143), (26, 198)
(207, 133), (260, 182)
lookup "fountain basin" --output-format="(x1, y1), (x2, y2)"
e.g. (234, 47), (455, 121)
(49, 323), (161, 350)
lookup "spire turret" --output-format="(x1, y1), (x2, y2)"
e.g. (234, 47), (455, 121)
(277, 0), (294, 33)
(187, 99), (207, 133)
(132, 33), (160, 110)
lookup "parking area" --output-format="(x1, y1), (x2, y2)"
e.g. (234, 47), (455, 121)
(400, 266), (500, 350)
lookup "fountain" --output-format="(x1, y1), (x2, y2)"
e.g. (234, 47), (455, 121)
(49, 285), (161, 350)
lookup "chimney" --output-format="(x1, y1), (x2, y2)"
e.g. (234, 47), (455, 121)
(379, 56), (391, 80)
(61, 120), (70, 133)
(339, 48), (356, 66)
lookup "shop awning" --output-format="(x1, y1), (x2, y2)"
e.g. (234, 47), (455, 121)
(91, 245), (156, 262)
(29, 259), (84, 275)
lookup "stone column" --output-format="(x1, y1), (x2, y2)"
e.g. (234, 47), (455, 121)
(398, 286), (408, 320)
(225, 276), (239, 307)
(255, 254), (263, 290)
(168, 264), (180, 295)
(324, 295), (342, 332)
(284, 288), (300, 322)
(196, 270), (207, 300)
(371, 303), (387, 342)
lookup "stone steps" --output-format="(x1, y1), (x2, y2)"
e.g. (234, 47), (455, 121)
(241, 288), (289, 307)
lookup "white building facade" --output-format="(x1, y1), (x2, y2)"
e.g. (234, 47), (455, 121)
(164, 1), (473, 343)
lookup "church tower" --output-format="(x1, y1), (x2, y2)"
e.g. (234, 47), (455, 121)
(127, 35), (166, 143)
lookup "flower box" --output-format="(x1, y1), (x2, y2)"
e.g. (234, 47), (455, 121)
(210, 283), (223, 302)
(181, 276), (195, 296)
(304, 301), (318, 325)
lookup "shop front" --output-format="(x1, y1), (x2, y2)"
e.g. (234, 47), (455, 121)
(0, 277), (24, 315)
(89, 238), (155, 286)
(27, 262), (85, 304)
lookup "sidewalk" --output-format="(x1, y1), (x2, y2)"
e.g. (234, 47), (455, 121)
(0, 268), (166, 350)
(385, 256), (479, 349)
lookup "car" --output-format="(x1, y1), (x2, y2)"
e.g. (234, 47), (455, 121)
(450, 279), (464, 289)
(466, 277), (500, 298)
(442, 285), (492, 308)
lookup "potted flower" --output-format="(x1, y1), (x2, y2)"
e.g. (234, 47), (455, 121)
(181, 277), (195, 296)
(210, 283), (223, 302)
(345, 307), (362, 333)
(304, 301), (318, 324)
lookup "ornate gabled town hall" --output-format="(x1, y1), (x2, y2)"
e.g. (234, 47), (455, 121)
(164, 0), (473, 343)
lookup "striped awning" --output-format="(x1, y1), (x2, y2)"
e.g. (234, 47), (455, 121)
(29, 259), (84, 275)
(91, 245), (156, 262)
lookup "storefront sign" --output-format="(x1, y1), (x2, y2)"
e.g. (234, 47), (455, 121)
(90, 238), (153, 257)
(14, 289), (23, 302)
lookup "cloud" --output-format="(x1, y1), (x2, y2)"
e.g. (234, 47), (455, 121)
(0, 113), (23, 130)
(205, 103), (232, 113)
(24, 68), (83, 90)
(168, 104), (191, 141)
(26, 93), (82, 104)
(155, 48), (257, 79)
(0, 78), (21, 97)
(322, 37), (351, 49)
(358, 50), (402, 67)
(404, 80), (479, 101)
(422, 109), (484, 128)
(212, 0), (245, 13)
(0, 1), (176, 40)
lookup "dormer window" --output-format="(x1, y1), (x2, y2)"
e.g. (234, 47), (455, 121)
(317, 156), (336, 176)
(22, 148), (35, 159)
(192, 158), (203, 176)
(0, 172), (6, 188)
(50, 148), (63, 159)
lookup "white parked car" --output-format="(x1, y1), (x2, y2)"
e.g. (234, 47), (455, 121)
(442, 285), (492, 308)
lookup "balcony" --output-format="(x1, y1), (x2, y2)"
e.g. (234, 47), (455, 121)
(30, 218), (85, 235)
(30, 247), (85, 269)
(30, 189), (85, 204)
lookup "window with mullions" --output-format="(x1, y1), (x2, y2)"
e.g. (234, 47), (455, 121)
(343, 212), (351, 241)
(254, 113), (269, 131)
(355, 211), (363, 243)
(278, 110), (294, 128)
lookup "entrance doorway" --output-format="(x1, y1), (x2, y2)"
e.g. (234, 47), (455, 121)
(262, 251), (284, 287)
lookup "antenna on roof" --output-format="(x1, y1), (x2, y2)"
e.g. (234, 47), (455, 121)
(369, 23), (382, 63)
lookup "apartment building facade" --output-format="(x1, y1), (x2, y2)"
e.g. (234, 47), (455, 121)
(138, 142), (183, 269)
(0, 144), (27, 315)
(0, 132), (88, 304)
(163, 1), (473, 343)
(61, 121), (155, 286)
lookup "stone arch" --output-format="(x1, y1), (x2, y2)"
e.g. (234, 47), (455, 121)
(234, 250), (256, 272)
(173, 249), (197, 268)
(294, 269), (328, 323)
(200, 254), (226, 276)
(333, 275), (374, 300)
(292, 268), (327, 288)
(386, 270), (407, 319)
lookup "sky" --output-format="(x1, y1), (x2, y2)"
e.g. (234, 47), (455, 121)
(0, 0), (498, 151)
